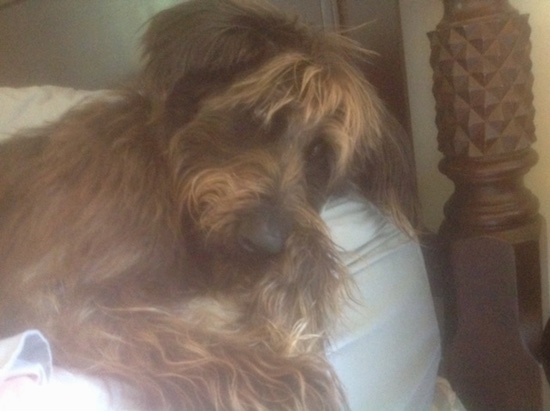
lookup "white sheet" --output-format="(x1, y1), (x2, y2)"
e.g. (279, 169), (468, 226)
(0, 86), (441, 410)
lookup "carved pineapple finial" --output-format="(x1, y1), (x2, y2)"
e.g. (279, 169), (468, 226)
(428, 0), (539, 234)
(429, 0), (535, 158)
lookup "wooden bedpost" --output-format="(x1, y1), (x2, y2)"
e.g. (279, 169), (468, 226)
(428, 0), (547, 409)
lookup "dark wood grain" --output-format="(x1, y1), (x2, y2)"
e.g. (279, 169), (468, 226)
(429, 0), (547, 408)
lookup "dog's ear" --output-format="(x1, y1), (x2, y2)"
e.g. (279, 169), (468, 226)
(141, 0), (308, 108)
(355, 109), (420, 235)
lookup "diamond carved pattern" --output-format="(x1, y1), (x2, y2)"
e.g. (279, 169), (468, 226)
(429, 12), (535, 157)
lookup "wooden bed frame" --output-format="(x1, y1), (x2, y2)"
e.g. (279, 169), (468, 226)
(0, 0), (547, 409)
(428, 2), (548, 409)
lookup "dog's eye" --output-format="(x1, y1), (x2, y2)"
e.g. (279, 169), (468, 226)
(304, 138), (333, 202)
(265, 110), (289, 137)
(305, 139), (331, 165)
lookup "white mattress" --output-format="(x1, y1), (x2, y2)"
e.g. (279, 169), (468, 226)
(0, 86), (441, 410)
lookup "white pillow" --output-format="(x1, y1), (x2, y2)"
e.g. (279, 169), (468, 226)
(0, 86), (106, 140)
(0, 86), (441, 410)
(322, 196), (441, 410)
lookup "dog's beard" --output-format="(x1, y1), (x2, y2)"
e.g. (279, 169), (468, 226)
(179, 171), (348, 332)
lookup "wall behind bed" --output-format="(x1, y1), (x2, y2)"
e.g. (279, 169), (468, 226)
(400, 0), (550, 305)
(0, 0), (181, 89)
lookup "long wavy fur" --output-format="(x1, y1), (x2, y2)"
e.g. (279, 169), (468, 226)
(0, 0), (417, 409)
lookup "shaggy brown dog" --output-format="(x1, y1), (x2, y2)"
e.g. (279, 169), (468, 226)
(0, 0), (416, 409)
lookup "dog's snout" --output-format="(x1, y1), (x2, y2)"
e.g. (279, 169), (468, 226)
(238, 207), (292, 255)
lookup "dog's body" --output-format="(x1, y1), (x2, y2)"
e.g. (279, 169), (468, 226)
(0, 1), (416, 409)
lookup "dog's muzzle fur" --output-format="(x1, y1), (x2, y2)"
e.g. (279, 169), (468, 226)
(0, 0), (417, 409)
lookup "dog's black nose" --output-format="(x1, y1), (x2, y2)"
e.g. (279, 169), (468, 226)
(237, 208), (292, 255)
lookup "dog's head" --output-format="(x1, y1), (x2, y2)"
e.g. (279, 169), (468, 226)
(140, 0), (416, 298)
